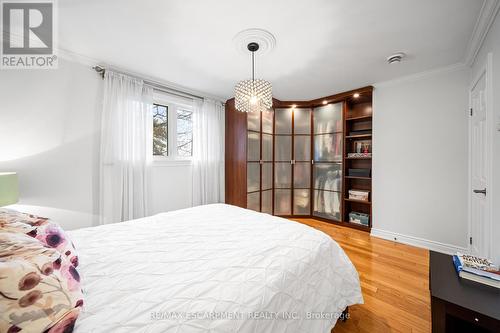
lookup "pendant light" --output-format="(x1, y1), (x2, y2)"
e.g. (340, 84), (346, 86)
(234, 42), (272, 113)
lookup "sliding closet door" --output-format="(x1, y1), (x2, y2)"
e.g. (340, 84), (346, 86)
(261, 109), (274, 214)
(274, 108), (292, 215)
(293, 108), (312, 215)
(312, 103), (343, 221)
(246, 110), (261, 211)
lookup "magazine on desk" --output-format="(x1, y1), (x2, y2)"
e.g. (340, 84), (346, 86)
(452, 253), (500, 289)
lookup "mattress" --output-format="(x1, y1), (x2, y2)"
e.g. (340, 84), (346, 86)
(68, 204), (362, 333)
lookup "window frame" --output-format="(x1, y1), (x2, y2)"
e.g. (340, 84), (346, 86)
(152, 93), (193, 164)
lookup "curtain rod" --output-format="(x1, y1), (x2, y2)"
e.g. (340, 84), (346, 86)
(92, 65), (207, 102)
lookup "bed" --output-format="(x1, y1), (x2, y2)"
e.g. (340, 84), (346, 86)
(68, 204), (363, 332)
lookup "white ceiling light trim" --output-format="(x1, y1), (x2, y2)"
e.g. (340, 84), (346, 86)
(233, 28), (276, 56)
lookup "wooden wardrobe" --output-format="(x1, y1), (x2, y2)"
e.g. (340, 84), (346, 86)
(225, 86), (373, 231)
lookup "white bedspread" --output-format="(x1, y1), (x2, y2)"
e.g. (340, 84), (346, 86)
(69, 204), (362, 333)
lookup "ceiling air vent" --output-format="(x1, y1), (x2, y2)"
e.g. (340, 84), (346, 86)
(387, 52), (406, 64)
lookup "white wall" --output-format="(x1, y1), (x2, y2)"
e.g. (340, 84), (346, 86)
(372, 65), (470, 253)
(471, 9), (500, 264)
(0, 58), (102, 230)
(0, 57), (194, 230)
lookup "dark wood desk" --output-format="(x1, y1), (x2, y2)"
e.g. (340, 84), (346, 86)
(430, 251), (500, 333)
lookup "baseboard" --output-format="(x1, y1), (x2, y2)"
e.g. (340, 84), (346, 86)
(370, 228), (468, 255)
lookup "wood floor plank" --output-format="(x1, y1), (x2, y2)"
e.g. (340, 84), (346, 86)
(292, 218), (431, 333)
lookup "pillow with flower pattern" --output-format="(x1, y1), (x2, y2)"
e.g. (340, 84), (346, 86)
(0, 209), (79, 267)
(0, 232), (83, 333)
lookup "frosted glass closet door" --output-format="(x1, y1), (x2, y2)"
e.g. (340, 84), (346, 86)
(312, 103), (343, 221)
(274, 108), (292, 215)
(293, 108), (311, 215)
(261, 109), (274, 214)
(246, 110), (261, 212)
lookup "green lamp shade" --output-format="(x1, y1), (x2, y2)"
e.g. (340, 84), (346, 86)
(0, 172), (19, 207)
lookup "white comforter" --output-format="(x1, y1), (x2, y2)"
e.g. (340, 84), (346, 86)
(69, 204), (362, 333)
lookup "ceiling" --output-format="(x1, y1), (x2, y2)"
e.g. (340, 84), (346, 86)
(59, 0), (484, 100)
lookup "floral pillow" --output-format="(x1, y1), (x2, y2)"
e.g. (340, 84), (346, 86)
(0, 232), (83, 333)
(0, 209), (79, 267)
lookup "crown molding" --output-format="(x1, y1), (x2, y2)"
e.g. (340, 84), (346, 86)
(58, 47), (99, 67)
(373, 62), (467, 88)
(464, 0), (500, 66)
(2, 31), (99, 68)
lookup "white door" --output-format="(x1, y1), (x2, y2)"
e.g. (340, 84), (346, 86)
(469, 71), (489, 257)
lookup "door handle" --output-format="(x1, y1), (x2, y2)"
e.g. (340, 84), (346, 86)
(473, 188), (487, 195)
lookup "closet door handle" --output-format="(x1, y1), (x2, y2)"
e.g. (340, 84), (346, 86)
(473, 188), (486, 195)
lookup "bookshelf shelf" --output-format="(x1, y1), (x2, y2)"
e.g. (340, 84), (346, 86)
(345, 176), (371, 180)
(346, 156), (372, 160)
(345, 134), (372, 139)
(345, 198), (371, 205)
(346, 222), (371, 229)
(346, 115), (372, 121)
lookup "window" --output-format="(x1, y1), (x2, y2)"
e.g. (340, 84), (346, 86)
(152, 98), (193, 159)
(176, 108), (193, 157)
(153, 104), (168, 156)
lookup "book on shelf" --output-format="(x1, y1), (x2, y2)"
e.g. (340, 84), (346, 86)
(348, 212), (369, 226)
(452, 253), (500, 289)
(347, 152), (372, 158)
(348, 189), (369, 201)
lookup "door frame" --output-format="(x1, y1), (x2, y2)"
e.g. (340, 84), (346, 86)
(468, 52), (493, 257)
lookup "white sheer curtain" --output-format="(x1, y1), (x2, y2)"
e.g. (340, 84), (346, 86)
(192, 98), (225, 205)
(99, 71), (153, 224)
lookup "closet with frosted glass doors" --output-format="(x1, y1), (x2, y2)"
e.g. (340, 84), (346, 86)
(225, 86), (373, 231)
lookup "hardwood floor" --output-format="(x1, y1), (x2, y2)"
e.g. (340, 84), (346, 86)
(292, 218), (431, 333)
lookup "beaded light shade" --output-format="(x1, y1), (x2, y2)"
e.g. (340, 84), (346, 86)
(234, 43), (272, 113)
(235, 79), (272, 113)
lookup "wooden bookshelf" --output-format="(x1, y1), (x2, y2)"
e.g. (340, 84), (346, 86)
(343, 92), (373, 230)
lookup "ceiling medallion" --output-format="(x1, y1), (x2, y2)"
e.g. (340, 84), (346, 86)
(232, 28), (276, 56)
(234, 42), (273, 113)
